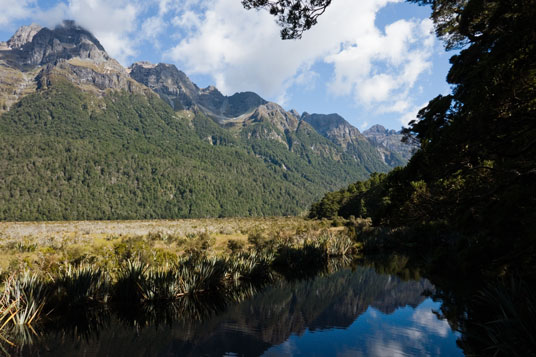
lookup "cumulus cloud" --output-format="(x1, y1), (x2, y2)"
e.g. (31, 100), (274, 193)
(326, 18), (434, 107)
(411, 309), (450, 337)
(371, 340), (406, 357)
(1, 0), (437, 127)
(0, 0), (35, 26)
(398, 101), (429, 127)
(141, 15), (166, 41)
(61, 0), (140, 64)
(165, 0), (435, 114)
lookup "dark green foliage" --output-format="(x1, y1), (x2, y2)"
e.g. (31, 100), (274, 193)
(55, 265), (105, 306)
(273, 244), (328, 279)
(461, 278), (536, 356)
(242, 0), (332, 40)
(0, 81), (375, 220)
(310, 0), (536, 264)
(114, 260), (147, 303)
(309, 172), (388, 221)
(396, 0), (536, 239)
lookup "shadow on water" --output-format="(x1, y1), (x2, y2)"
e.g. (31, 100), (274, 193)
(1, 257), (463, 357)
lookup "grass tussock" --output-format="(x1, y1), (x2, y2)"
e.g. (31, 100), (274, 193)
(1, 273), (47, 327)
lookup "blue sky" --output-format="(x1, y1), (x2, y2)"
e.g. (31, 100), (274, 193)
(0, 0), (453, 131)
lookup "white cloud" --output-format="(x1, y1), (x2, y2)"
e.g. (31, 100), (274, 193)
(165, 0), (435, 113)
(34, 3), (69, 28)
(327, 18), (434, 108)
(64, 0), (140, 64)
(0, 0), (35, 26)
(399, 101), (428, 127)
(294, 68), (319, 90)
(141, 15), (166, 41)
(411, 309), (450, 337)
(372, 340), (406, 357)
(172, 11), (202, 32)
(156, 0), (172, 16)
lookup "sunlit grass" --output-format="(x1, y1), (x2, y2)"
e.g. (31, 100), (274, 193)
(0, 217), (333, 274)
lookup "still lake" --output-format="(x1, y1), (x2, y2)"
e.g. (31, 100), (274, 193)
(16, 266), (462, 356)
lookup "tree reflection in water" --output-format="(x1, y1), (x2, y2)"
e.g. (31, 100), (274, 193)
(3, 258), (467, 356)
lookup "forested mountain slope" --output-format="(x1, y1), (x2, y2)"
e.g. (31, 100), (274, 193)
(0, 21), (413, 220)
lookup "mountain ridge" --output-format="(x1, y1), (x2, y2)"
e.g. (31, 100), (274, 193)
(0, 21), (416, 220)
(362, 124), (416, 165)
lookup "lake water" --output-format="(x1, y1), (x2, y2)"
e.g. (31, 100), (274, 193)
(13, 266), (463, 356)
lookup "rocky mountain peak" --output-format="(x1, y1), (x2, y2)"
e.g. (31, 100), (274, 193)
(7, 24), (43, 49)
(129, 61), (268, 119)
(129, 61), (200, 110)
(12, 20), (110, 66)
(289, 109), (300, 118)
(301, 113), (358, 136)
(129, 61), (157, 70)
(250, 102), (299, 132)
(0, 20), (147, 112)
(364, 124), (397, 135)
(129, 62), (198, 92)
(201, 85), (219, 93)
(301, 113), (367, 150)
(362, 124), (416, 166)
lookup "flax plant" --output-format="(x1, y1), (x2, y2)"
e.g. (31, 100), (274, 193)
(2, 273), (47, 327)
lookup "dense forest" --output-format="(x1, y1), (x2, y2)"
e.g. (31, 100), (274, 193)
(307, 0), (535, 270)
(0, 77), (377, 220)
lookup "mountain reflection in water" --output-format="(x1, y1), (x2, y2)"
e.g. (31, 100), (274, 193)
(13, 266), (462, 356)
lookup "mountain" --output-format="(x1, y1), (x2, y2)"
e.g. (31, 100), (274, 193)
(129, 62), (392, 174)
(362, 124), (416, 166)
(0, 22), (411, 221)
(129, 62), (267, 119)
(301, 113), (392, 171)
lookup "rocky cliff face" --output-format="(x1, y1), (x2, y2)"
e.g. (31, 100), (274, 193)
(301, 113), (366, 149)
(9, 20), (113, 67)
(129, 62), (199, 110)
(128, 60), (407, 168)
(6, 24), (43, 49)
(130, 61), (267, 119)
(0, 21), (147, 113)
(300, 112), (391, 170)
(363, 124), (417, 166)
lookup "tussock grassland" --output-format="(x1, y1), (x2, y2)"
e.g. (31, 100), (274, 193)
(0, 217), (341, 275)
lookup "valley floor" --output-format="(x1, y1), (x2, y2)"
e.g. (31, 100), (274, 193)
(0, 217), (340, 273)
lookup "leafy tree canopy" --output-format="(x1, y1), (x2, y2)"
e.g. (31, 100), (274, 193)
(242, 0), (332, 39)
(307, 0), (536, 251)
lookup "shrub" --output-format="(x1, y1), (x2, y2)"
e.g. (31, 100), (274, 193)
(227, 239), (246, 254)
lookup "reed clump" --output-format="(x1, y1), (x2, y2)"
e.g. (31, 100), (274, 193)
(55, 264), (107, 306)
(1, 273), (48, 327)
